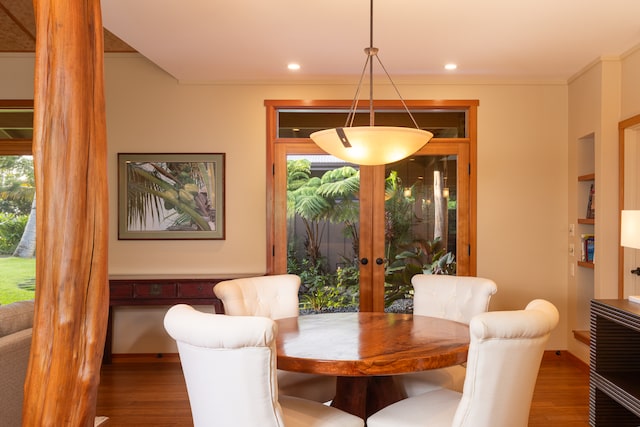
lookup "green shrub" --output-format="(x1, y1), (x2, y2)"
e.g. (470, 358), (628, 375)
(288, 248), (359, 311)
(0, 213), (27, 255)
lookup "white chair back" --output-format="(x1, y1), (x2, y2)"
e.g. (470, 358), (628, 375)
(453, 299), (559, 427)
(412, 275), (497, 324)
(164, 304), (285, 427)
(214, 274), (337, 403)
(366, 299), (559, 427)
(214, 274), (300, 320)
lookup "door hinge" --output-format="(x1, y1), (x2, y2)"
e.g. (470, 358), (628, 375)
(272, 163), (275, 175)
(468, 245), (471, 256)
(468, 163), (471, 175)
(272, 245), (275, 257)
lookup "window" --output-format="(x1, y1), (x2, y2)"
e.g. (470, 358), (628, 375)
(0, 100), (35, 305)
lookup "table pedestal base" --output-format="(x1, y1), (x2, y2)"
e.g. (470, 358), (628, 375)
(331, 375), (407, 420)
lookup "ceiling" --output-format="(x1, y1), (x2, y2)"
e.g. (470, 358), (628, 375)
(3, 0), (640, 84)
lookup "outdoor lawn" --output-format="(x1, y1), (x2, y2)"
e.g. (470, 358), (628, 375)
(0, 256), (35, 305)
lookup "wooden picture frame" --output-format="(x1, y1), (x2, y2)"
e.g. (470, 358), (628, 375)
(118, 153), (225, 240)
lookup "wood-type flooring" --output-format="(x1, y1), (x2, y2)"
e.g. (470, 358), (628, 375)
(96, 351), (590, 426)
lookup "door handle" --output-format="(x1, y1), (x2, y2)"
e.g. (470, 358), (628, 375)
(360, 258), (369, 265)
(631, 267), (640, 276)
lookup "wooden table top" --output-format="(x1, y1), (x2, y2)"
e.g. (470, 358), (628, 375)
(275, 312), (470, 377)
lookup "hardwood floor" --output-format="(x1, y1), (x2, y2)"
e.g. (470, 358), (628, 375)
(529, 351), (590, 426)
(96, 351), (590, 426)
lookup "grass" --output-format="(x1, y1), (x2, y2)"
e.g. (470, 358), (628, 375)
(0, 256), (36, 305)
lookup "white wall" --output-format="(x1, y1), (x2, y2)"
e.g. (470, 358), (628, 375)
(1, 52), (569, 353)
(621, 46), (640, 120)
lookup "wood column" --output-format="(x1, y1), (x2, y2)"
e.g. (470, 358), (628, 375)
(23, 0), (108, 425)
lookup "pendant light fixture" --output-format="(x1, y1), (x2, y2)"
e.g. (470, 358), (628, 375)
(310, 0), (433, 166)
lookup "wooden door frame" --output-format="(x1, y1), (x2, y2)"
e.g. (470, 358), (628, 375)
(265, 99), (478, 310)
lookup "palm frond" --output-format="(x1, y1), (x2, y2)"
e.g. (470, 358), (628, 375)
(0, 182), (35, 203)
(287, 159), (312, 191)
(317, 172), (359, 198)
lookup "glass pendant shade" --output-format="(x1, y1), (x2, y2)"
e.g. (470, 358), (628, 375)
(311, 126), (433, 166)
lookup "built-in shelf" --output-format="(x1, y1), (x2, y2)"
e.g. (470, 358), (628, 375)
(578, 261), (594, 269)
(575, 134), (595, 367)
(572, 329), (590, 345)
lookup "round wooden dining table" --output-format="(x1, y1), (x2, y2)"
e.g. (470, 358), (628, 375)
(275, 311), (470, 419)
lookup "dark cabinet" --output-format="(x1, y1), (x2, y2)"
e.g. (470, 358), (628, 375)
(589, 299), (640, 426)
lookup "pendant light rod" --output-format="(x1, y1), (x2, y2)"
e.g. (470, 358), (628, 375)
(310, 0), (434, 166)
(369, 0), (374, 127)
(344, 0), (421, 131)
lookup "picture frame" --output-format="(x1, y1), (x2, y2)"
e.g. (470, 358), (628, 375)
(118, 153), (225, 240)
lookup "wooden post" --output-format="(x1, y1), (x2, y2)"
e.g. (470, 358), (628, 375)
(23, 0), (108, 425)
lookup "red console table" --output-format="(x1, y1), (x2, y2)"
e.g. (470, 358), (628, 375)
(105, 275), (245, 363)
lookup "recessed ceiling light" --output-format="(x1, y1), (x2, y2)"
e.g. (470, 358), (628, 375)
(444, 63), (457, 71)
(288, 63), (301, 71)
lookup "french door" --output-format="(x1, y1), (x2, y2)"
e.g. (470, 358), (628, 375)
(266, 100), (477, 312)
(354, 141), (471, 311)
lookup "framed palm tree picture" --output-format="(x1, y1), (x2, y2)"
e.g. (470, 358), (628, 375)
(118, 153), (225, 239)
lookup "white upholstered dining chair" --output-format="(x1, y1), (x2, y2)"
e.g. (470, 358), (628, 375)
(367, 299), (559, 427)
(164, 304), (364, 427)
(213, 274), (337, 403)
(397, 274), (498, 396)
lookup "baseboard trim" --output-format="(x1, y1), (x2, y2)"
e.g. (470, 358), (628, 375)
(109, 353), (180, 363)
(541, 350), (589, 373)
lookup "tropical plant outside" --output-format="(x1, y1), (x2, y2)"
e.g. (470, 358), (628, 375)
(286, 157), (457, 312)
(287, 159), (361, 312)
(382, 169), (457, 306)
(0, 156), (36, 304)
(0, 156), (33, 214)
(0, 155), (35, 257)
(0, 212), (27, 254)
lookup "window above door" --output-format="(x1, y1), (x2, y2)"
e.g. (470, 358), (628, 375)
(277, 109), (468, 139)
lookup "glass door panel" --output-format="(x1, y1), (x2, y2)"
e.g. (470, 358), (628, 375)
(384, 155), (457, 310)
(285, 154), (361, 312)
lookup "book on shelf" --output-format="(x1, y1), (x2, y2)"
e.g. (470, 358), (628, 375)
(580, 233), (595, 263)
(586, 183), (595, 219)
